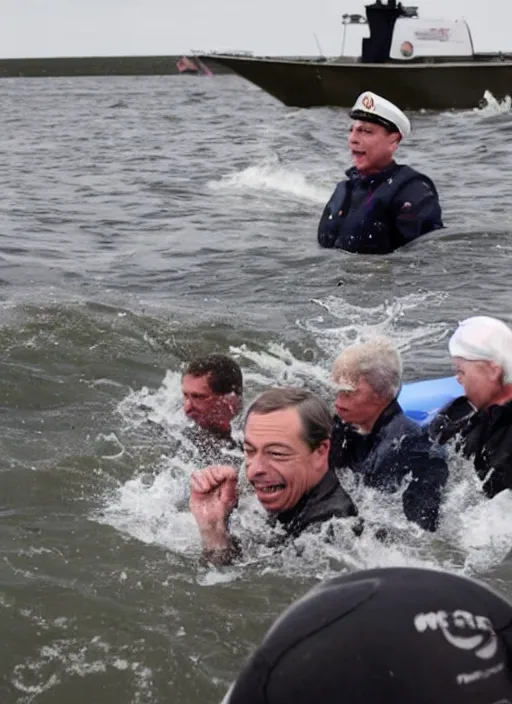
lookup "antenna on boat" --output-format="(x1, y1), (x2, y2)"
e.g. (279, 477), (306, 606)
(341, 13), (367, 56)
(313, 32), (325, 57)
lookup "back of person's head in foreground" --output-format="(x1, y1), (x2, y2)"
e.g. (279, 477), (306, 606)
(221, 566), (512, 704)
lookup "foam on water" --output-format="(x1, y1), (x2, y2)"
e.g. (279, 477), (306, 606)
(458, 491), (512, 573)
(208, 154), (330, 204)
(96, 458), (200, 554)
(11, 636), (153, 702)
(477, 90), (512, 117)
(443, 90), (512, 121)
(94, 290), (512, 584)
(116, 370), (184, 432)
(301, 290), (450, 358)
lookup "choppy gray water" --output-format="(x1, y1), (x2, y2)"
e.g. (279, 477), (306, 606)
(1, 74), (512, 703)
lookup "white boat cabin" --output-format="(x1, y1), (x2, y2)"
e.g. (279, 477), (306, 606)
(356, 1), (476, 63)
(389, 17), (474, 59)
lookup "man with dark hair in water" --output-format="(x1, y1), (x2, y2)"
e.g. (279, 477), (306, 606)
(181, 353), (244, 466)
(182, 354), (243, 437)
(220, 566), (512, 704)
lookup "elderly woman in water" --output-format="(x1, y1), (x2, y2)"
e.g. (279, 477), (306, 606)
(430, 315), (512, 498)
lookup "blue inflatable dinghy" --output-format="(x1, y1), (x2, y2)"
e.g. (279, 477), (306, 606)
(398, 375), (463, 425)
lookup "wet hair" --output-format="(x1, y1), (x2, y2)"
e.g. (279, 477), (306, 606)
(183, 354), (243, 396)
(332, 336), (402, 399)
(245, 387), (331, 450)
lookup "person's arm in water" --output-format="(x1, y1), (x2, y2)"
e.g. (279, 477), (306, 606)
(189, 465), (241, 565)
(400, 437), (449, 532)
(392, 178), (443, 246)
(317, 183), (346, 248)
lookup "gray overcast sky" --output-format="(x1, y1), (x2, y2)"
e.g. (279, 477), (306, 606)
(2, 0), (510, 58)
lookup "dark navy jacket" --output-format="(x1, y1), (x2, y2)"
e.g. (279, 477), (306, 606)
(318, 162), (443, 254)
(430, 396), (512, 499)
(273, 469), (357, 539)
(329, 400), (448, 532)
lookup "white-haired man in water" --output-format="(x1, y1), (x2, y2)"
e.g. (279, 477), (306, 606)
(328, 336), (448, 532)
(189, 387), (357, 564)
(430, 315), (512, 498)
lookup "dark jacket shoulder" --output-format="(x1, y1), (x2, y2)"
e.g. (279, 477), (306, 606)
(429, 395), (475, 445)
(329, 400), (448, 532)
(438, 398), (512, 498)
(318, 162), (442, 254)
(275, 469), (357, 539)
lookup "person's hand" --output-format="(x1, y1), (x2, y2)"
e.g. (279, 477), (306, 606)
(190, 465), (238, 541)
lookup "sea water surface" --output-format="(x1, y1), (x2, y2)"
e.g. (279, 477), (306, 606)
(1, 74), (512, 703)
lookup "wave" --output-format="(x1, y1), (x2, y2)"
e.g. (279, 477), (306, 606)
(208, 155), (330, 204)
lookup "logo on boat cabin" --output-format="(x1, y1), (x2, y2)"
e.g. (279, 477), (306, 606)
(414, 610), (498, 660)
(361, 94), (375, 111)
(414, 26), (451, 42)
(400, 41), (414, 57)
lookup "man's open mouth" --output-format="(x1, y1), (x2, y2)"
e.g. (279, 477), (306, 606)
(254, 484), (286, 494)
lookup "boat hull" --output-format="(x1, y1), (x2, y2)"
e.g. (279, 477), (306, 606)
(201, 55), (512, 110)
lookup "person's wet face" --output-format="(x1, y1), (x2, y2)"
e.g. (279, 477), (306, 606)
(182, 373), (239, 433)
(453, 358), (503, 410)
(243, 407), (329, 513)
(348, 120), (400, 176)
(334, 376), (389, 432)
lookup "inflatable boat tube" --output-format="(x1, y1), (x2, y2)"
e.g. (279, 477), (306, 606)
(398, 375), (463, 425)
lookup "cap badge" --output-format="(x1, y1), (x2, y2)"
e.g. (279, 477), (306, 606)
(362, 94), (375, 111)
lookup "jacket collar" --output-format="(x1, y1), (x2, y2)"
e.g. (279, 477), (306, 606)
(333, 398), (402, 440)
(274, 469), (338, 530)
(345, 160), (398, 186)
(473, 397), (512, 428)
(367, 398), (402, 436)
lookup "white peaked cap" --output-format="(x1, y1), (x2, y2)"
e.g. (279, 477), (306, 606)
(349, 91), (411, 139)
(449, 316), (512, 383)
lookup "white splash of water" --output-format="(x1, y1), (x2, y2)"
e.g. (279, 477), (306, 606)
(95, 291), (512, 582)
(95, 458), (201, 554)
(226, 290), (451, 403)
(116, 370), (184, 431)
(476, 90), (512, 116)
(458, 490), (512, 572)
(208, 156), (330, 204)
(301, 291), (450, 359)
(230, 341), (331, 392)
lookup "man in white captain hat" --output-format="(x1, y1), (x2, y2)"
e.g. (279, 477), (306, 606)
(317, 91), (443, 254)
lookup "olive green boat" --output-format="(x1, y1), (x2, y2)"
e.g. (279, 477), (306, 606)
(201, 0), (512, 110)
